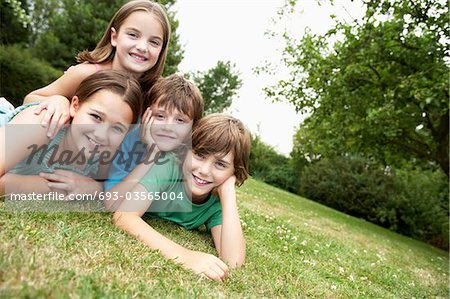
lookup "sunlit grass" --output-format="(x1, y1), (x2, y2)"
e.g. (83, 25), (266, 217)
(1, 178), (448, 297)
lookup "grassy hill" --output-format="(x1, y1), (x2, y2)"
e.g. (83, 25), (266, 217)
(1, 178), (448, 298)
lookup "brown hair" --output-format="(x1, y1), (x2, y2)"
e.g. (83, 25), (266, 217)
(76, 0), (170, 89)
(145, 74), (204, 123)
(191, 114), (251, 186)
(75, 70), (142, 123)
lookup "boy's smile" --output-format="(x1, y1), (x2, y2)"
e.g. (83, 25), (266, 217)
(183, 150), (234, 203)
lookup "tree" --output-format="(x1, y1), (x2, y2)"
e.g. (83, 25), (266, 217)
(249, 134), (296, 193)
(189, 61), (242, 114)
(262, 0), (449, 175)
(1, 0), (30, 45)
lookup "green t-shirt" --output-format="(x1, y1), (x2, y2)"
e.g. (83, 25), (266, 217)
(139, 153), (222, 231)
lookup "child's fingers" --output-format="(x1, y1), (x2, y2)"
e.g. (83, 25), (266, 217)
(54, 112), (70, 136)
(41, 107), (55, 128)
(47, 114), (64, 138)
(215, 257), (229, 274)
(209, 264), (227, 281)
(34, 103), (47, 115)
(143, 108), (153, 125)
(53, 169), (76, 177)
(141, 107), (151, 124)
(40, 172), (62, 182)
(203, 269), (224, 282)
(47, 181), (70, 191)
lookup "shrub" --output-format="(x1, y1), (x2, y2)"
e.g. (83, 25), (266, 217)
(0, 44), (61, 107)
(300, 156), (449, 249)
(249, 135), (296, 193)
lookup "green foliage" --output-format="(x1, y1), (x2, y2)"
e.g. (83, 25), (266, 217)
(389, 168), (449, 249)
(189, 61), (242, 114)
(32, 0), (117, 69)
(264, 0), (449, 175)
(249, 134), (296, 193)
(0, 44), (61, 106)
(299, 156), (449, 249)
(0, 0), (30, 45)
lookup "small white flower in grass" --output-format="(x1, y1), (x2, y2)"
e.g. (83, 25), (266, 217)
(370, 263), (376, 267)
(339, 267), (345, 274)
(300, 250), (304, 254)
(392, 274), (397, 279)
(291, 236), (297, 241)
(283, 246), (288, 251)
(301, 240), (308, 246)
(314, 250), (319, 254)
(360, 276), (368, 281)
(325, 243), (331, 248)
(303, 260), (310, 264)
(348, 275), (355, 282)
(408, 282), (415, 287)
(331, 284), (337, 290)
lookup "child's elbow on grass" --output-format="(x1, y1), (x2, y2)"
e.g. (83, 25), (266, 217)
(112, 211), (126, 227)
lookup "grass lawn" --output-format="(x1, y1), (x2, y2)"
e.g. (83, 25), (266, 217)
(1, 178), (448, 298)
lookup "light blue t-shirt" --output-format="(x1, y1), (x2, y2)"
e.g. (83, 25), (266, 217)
(104, 126), (148, 190)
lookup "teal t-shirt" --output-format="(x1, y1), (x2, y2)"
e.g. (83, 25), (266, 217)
(139, 153), (222, 231)
(9, 127), (99, 177)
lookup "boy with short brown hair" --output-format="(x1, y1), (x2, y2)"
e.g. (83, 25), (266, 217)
(113, 113), (251, 281)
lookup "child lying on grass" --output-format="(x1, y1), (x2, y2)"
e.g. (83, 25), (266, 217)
(104, 74), (204, 211)
(112, 113), (251, 281)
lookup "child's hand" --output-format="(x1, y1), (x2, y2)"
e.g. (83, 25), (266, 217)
(34, 96), (71, 138)
(140, 107), (156, 148)
(39, 170), (102, 199)
(216, 175), (236, 197)
(178, 249), (229, 282)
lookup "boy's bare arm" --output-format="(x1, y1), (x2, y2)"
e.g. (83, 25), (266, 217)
(212, 175), (246, 268)
(113, 183), (229, 281)
(1, 173), (52, 195)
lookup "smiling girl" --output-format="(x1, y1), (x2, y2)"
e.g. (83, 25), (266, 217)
(0, 70), (142, 196)
(23, 0), (170, 138)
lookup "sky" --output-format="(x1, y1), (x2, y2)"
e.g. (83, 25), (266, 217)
(173, 0), (365, 155)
